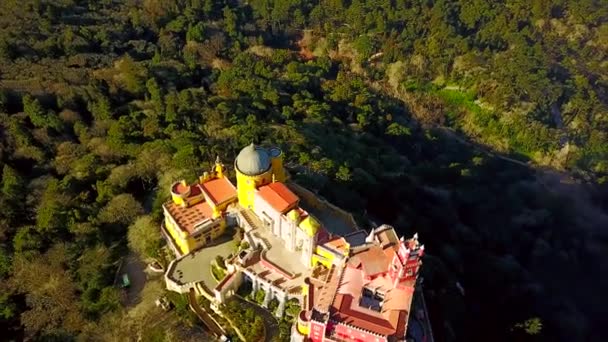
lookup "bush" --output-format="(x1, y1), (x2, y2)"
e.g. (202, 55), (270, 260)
(215, 255), (225, 269)
(211, 264), (226, 281)
(254, 289), (265, 305)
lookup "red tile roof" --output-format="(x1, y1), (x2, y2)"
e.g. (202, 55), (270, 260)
(331, 294), (400, 336)
(200, 177), (237, 206)
(174, 182), (189, 195)
(257, 182), (299, 213)
(307, 227), (420, 339)
(324, 237), (348, 255)
(348, 245), (391, 277)
(164, 200), (214, 235)
(172, 182), (203, 197)
(329, 265), (414, 337)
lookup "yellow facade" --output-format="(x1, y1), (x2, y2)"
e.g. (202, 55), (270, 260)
(170, 180), (189, 206)
(311, 243), (349, 268)
(269, 148), (286, 182)
(234, 145), (285, 209)
(311, 253), (332, 269)
(164, 216), (191, 254)
(235, 169), (273, 209)
(164, 215), (226, 255)
(299, 216), (320, 237)
(297, 316), (310, 335)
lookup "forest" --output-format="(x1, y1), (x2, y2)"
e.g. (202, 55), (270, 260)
(0, 0), (607, 341)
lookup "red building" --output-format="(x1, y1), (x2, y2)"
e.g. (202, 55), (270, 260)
(294, 225), (424, 342)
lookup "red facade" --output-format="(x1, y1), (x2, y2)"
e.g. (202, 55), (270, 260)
(332, 323), (388, 342)
(310, 320), (327, 342)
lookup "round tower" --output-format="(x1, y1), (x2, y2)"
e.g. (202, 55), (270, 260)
(234, 143), (273, 209)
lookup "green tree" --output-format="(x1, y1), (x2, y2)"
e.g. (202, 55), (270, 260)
(223, 7), (238, 37)
(254, 289), (265, 304)
(186, 22), (205, 42)
(98, 194), (144, 226)
(146, 78), (164, 114)
(87, 94), (112, 120)
(36, 179), (69, 234)
(117, 55), (147, 95)
(0, 291), (17, 319)
(1, 165), (25, 222)
(11, 244), (85, 338)
(128, 216), (162, 259)
(22, 95), (62, 130)
(336, 165), (352, 182)
(353, 35), (374, 62)
(165, 91), (179, 122)
(13, 226), (43, 256)
(386, 122), (411, 137)
(0, 246), (12, 278)
(0, 36), (14, 60)
(514, 317), (543, 335)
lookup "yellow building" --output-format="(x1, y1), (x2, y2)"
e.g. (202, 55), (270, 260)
(162, 160), (238, 256)
(234, 143), (286, 209)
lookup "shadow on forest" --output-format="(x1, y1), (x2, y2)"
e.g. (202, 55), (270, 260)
(292, 102), (608, 341)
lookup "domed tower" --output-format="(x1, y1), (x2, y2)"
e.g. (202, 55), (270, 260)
(234, 143), (273, 208)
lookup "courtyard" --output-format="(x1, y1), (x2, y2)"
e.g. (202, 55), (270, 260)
(166, 231), (236, 291)
(246, 225), (313, 292)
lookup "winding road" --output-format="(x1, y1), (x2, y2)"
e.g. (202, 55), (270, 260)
(188, 288), (226, 338)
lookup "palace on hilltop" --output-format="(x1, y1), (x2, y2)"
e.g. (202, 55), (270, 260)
(160, 143), (431, 342)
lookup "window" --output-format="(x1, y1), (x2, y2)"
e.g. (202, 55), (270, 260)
(360, 287), (383, 312)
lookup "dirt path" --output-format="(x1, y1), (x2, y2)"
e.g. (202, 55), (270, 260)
(122, 252), (147, 307)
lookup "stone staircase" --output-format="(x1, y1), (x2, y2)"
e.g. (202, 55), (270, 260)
(239, 209), (263, 231)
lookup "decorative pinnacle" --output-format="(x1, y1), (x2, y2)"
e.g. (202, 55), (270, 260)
(366, 227), (376, 243)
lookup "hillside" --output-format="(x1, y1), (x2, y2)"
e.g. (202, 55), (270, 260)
(0, 1), (607, 341)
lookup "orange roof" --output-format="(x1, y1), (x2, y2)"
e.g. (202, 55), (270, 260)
(200, 177), (237, 206)
(257, 182), (299, 213)
(329, 266), (414, 337)
(174, 182), (189, 194)
(172, 182), (203, 197)
(349, 245), (391, 277)
(324, 237), (348, 254)
(164, 200), (214, 235)
(331, 294), (400, 336)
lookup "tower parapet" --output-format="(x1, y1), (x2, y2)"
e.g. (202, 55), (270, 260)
(389, 233), (424, 286)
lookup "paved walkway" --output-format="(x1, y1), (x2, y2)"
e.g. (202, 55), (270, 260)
(167, 234), (234, 288)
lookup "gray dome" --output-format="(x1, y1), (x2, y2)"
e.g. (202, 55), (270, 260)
(235, 143), (271, 176)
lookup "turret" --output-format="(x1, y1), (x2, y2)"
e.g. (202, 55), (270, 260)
(214, 156), (225, 178)
(269, 147), (286, 182)
(389, 233), (424, 287)
(365, 227), (376, 244)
